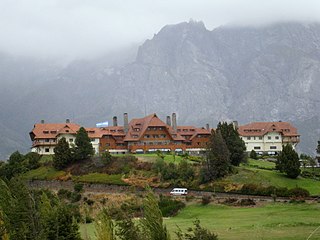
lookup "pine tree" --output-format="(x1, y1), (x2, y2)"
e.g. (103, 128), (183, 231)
(74, 127), (94, 161)
(94, 208), (115, 240)
(217, 122), (246, 166)
(140, 189), (170, 240)
(276, 144), (301, 179)
(202, 130), (230, 182)
(53, 137), (72, 170)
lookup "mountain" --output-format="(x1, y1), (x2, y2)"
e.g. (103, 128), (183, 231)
(1, 21), (320, 159)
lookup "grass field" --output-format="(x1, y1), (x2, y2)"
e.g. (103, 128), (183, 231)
(245, 158), (276, 169)
(80, 202), (320, 240)
(134, 153), (184, 163)
(22, 166), (66, 180)
(72, 173), (127, 185)
(220, 167), (320, 196)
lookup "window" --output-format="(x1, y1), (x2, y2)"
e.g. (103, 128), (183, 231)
(254, 146), (261, 150)
(247, 137), (251, 140)
(268, 136), (271, 140)
(45, 148), (50, 153)
(69, 138), (73, 142)
(259, 137), (262, 140)
(45, 139), (50, 142)
(66, 130), (69, 133)
(91, 139), (95, 142)
(275, 136), (280, 140)
(270, 146), (277, 149)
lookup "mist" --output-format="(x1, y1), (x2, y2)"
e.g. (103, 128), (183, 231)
(0, 0), (319, 61)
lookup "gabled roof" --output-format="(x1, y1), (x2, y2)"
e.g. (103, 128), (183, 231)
(124, 113), (185, 141)
(177, 126), (211, 140)
(238, 122), (299, 137)
(30, 123), (81, 140)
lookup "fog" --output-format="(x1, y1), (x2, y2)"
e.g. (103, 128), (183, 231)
(0, 0), (319, 61)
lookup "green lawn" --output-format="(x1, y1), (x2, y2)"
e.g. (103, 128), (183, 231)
(245, 158), (276, 169)
(21, 166), (66, 180)
(80, 203), (320, 240)
(73, 173), (127, 185)
(165, 203), (320, 240)
(221, 167), (320, 195)
(134, 153), (186, 164)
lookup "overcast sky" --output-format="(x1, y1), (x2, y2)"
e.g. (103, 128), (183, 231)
(0, 0), (319, 61)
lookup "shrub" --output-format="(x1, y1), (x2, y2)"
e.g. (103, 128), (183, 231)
(201, 195), (211, 205)
(74, 183), (84, 193)
(238, 198), (255, 206)
(288, 187), (310, 198)
(158, 195), (185, 217)
(57, 188), (72, 199)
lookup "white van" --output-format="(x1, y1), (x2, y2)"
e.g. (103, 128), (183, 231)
(170, 188), (188, 196)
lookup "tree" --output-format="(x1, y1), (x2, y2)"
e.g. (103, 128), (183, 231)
(201, 130), (230, 182)
(24, 152), (41, 170)
(53, 137), (72, 170)
(95, 208), (115, 240)
(46, 203), (82, 240)
(217, 122), (246, 166)
(176, 219), (218, 240)
(276, 144), (301, 179)
(74, 127), (94, 161)
(116, 211), (141, 240)
(140, 189), (170, 240)
(249, 150), (258, 160)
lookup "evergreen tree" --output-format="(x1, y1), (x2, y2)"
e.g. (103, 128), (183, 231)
(53, 137), (72, 170)
(201, 130), (230, 182)
(74, 127), (94, 161)
(276, 144), (301, 179)
(249, 150), (258, 160)
(140, 189), (170, 240)
(116, 211), (141, 240)
(95, 208), (115, 240)
(217, 122), (246, 166)
(176, 219), (218, 240)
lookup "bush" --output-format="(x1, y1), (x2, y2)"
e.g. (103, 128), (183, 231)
(288, 187), (310, 198)
(238, 198), (255, 206)
(158, 195), (185, 217)
(201, 195), (211, 205)
(74, 183), (84, 193)
(57, 189), (72, 199)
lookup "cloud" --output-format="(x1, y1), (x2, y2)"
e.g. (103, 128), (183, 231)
(0, 0), (319, 61)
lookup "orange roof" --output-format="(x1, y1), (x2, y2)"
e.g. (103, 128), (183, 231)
(30, 123), (81, 140)
(124, 113), (185, 141)
(238, 122), (299, 137)
(177, 126), (211, 140)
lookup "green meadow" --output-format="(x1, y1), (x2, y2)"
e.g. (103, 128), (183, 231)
(80, 202), (320, 240)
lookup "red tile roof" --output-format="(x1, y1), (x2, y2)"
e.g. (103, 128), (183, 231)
(30, 123), (81, 140)
(238, 122), (299, 137)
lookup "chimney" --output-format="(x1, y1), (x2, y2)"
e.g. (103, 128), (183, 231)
(206, 123), (210, 131)
(66, 119), (70, 123)
(40, 120), (45, 124)
(124, 113), (129, 134)
(172, 113), (177, 131)
(113, 116), (118, 126)
(166, 116), (171, 126)
(233, 121), (238, 130)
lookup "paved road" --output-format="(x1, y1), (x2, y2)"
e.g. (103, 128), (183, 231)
(27, 180), (317, 203)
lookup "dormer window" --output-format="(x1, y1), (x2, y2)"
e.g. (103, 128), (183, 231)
(43, 130), (49, 134)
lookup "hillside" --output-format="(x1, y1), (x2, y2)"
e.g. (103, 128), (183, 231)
(1, 21), (320, 158)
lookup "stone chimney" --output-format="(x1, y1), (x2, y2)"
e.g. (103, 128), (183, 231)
(206, 123), (210, 131)
(166, 116), (171, 126)
(40, 120), (45, 124)
(172, 113), (177, 131)
(124, 113), (129, 134)
(113, 116), (118, 127)
(66, 119), (70, 123)
(233, 121), (239, 130)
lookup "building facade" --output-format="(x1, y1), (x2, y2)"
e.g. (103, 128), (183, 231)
(29, 113), (211, 155)
(238, 122), (300, 154)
